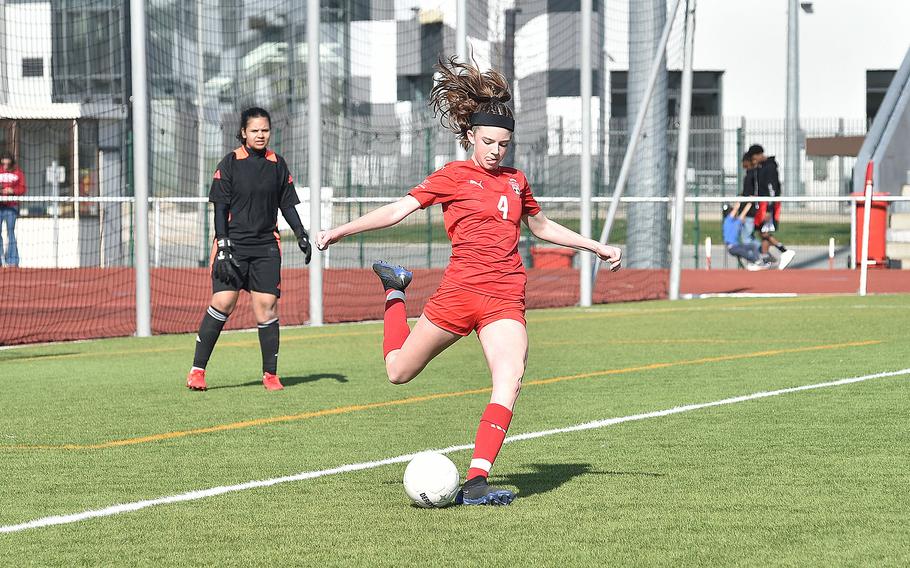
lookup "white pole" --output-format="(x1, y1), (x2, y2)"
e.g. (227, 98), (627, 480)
(858, 163), (874, 296)
(849, 200), (857, 269)
(579, 0), (593, 307)
(130, 0), (152, 337)
(828, 237), (835, 270)
(669, 0), (696, 301)
(455, 0), (467, 161)
(592, 0), (683, 283)
(705, 236), (712, 270)
(73, 119), (80, 265)
(154, 199), (161, 267)
(52, 161), (59, 268)
(308, 0), (323, 326)
(99, 150), (105, 268)
(196, 0), (208, 266)
(786, 0), (801, 199)
(456, 0), (467, 62)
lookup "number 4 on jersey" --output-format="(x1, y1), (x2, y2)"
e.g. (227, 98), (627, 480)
(497, 195), (509, 220)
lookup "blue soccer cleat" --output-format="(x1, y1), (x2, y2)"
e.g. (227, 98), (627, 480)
(457, 477), (515, 506)
(372, 260), (412, 292)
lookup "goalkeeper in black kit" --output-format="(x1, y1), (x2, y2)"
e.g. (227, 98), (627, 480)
(187, 107), (311, 391)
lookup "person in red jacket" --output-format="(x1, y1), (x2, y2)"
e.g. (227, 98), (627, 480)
(316, 57), (622, 506)
(0, 152), (26, 267)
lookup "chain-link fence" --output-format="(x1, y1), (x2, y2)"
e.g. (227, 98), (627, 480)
(0, 1), (885, 345)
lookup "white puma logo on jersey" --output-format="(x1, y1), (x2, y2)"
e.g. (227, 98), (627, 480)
(468, 179), (484, 190)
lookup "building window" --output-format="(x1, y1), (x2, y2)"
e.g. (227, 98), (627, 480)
(547, 69), (601, 97)
(22, 58), (44, 78)
(611, 70), (723, 118)
(52, 0), (125, 102)
(866, 69), (896, 122)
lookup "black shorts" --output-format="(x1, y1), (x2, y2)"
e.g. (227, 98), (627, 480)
(212, 245), (282, 297)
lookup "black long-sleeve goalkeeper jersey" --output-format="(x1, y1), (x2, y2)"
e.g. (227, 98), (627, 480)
(209, 145), (300, 255)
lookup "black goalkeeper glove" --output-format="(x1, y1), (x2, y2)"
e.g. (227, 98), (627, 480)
(296, 229), (312, 265)
(212, 238), (241, 286)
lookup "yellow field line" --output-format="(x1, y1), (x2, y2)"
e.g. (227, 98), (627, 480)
(536, 338), (828, 347)
(3, 340), (878, 451)
(538, 338), (738, 346)
(531, 296), (816, 323)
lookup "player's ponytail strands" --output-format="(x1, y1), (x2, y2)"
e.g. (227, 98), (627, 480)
(428, 56), (514, 150)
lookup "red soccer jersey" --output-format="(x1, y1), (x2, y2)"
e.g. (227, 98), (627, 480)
(408, 160), (541, 299)
(0, 167), (26, 208)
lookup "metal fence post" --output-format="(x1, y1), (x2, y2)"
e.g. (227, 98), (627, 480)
(129, 0), (152, 337)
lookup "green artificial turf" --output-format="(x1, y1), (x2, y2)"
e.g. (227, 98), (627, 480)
(1, 295), (908, 566)
(284, 218), (849, 247)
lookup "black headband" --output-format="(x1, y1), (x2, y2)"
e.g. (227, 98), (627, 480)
(469, 111), (515, 131)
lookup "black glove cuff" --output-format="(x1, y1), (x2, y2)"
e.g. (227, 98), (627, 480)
(217, 238), (233, 249)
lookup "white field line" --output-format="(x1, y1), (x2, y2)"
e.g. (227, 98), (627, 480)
(2, 367), (908, 535)
(681, 293), (800, 299)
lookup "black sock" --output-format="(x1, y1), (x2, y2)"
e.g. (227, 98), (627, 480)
(776, 244), (787, 252)
(258, 319), (280, 374)
(193, 306), (228, 369)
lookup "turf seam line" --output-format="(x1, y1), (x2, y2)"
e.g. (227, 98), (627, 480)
(2, 366), (907, 535)
(4, 340), (879, 451)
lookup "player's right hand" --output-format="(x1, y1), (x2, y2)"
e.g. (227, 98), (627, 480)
(212, 238), (241, 286)
(596, 244), (622, 272)
(316, 229), (340, 251)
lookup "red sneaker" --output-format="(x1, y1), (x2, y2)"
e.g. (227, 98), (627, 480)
(262, 372), (284, 391)
(186, 368), (207, 391)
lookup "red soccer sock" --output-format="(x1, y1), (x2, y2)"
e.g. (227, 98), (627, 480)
(382, 290), (410, 358)
(467, 403), (513, 480)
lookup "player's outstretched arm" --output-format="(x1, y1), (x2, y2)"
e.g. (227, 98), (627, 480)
(524, 212), (622, 271)
(316, 195), (421, 250)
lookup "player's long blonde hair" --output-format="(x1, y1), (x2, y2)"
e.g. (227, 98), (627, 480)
(428, 56), (513, 150)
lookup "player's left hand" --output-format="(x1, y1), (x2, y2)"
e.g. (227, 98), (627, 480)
(296, 229), (312, 264)
(595, 244), (622, 272)
(316, 229), (341, 250)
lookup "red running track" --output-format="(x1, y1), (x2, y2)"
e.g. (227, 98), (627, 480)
(0, 267), (666, 345)
(4, 267), (907, 345)
(679, 269), (910, 296)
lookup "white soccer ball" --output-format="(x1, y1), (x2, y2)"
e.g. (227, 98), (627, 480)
(403, 452), (461, 508)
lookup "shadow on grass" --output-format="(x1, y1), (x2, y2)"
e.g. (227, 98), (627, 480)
(500, 463), (665, 499)
(0, 351), (80, 362)
(207, 373), (348, 390)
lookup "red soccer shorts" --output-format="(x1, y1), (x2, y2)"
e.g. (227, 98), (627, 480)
(423, 283), (526, 336)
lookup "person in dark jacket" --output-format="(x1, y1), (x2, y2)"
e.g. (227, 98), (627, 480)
(748, 145), (796, 270)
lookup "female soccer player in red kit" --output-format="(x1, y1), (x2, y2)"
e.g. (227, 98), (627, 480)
(316, 58), (622, 505)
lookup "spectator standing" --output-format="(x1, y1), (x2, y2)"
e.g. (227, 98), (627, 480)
(0, 152), (26, 267)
